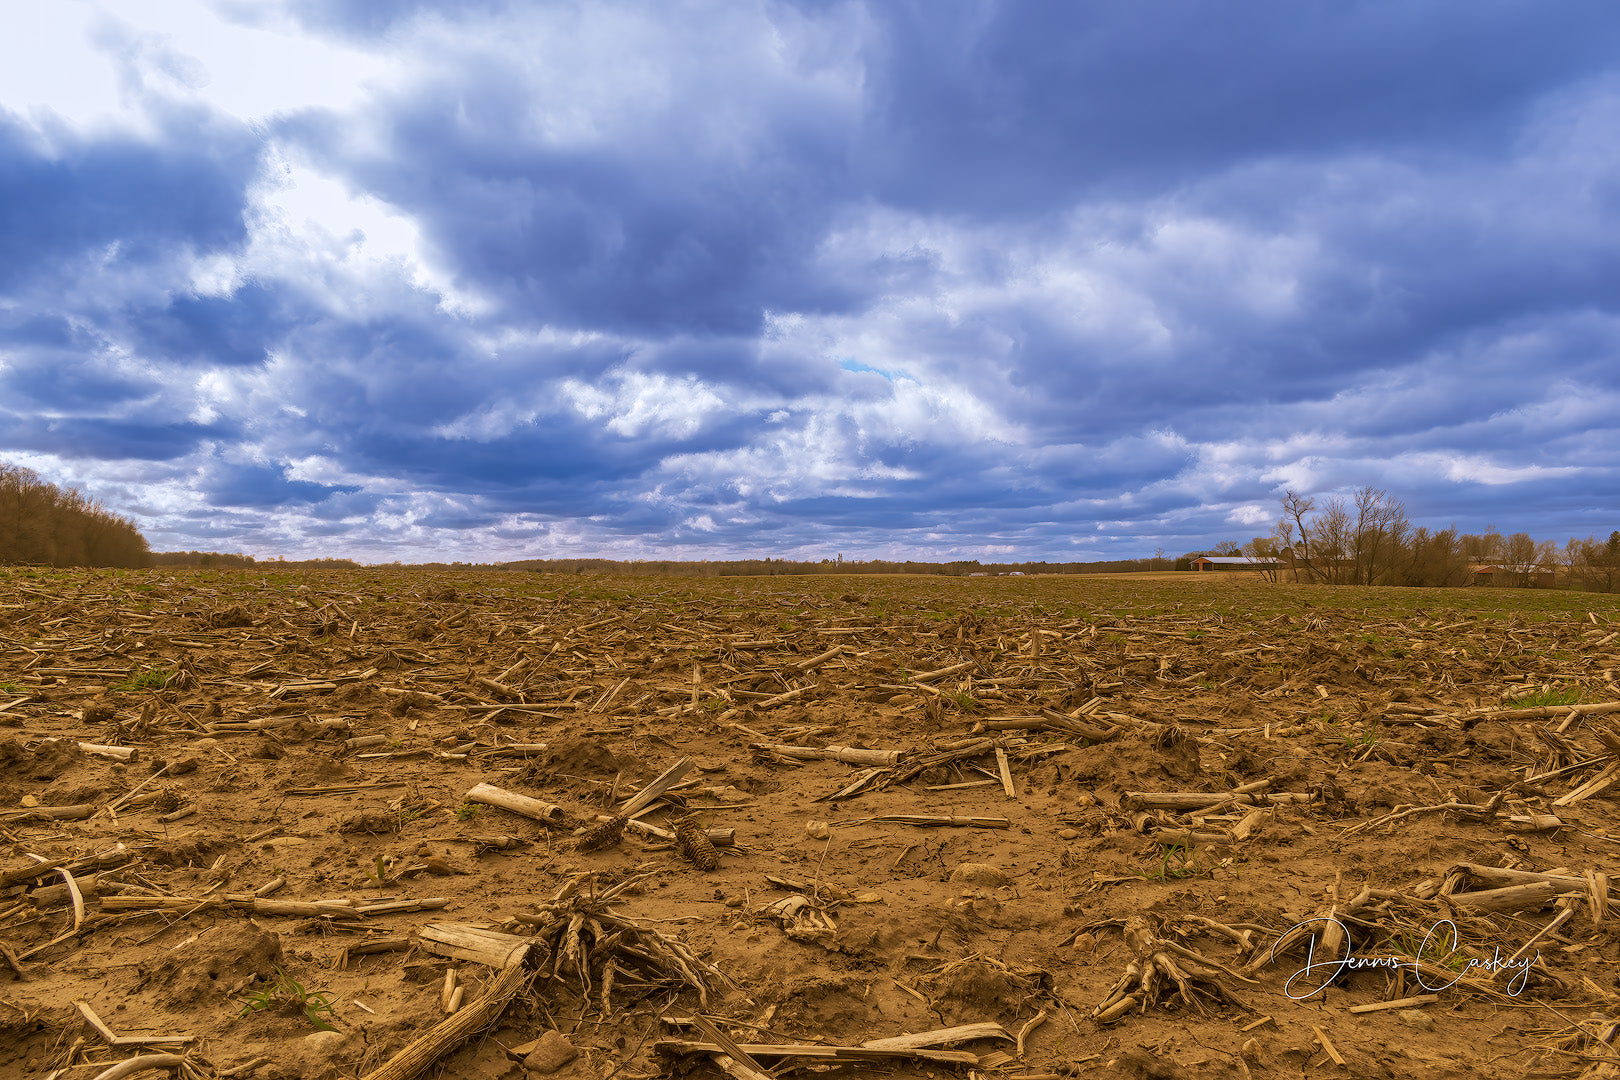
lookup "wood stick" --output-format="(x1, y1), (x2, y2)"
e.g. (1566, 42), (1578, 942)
(464, 783), (566, 826)
(617, 757), (695, 817)
(361, 943), (533, 1080)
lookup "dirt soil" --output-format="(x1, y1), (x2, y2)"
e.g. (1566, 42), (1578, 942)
(0, 567), (1617, 1079)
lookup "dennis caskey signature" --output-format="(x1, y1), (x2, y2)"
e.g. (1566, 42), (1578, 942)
(1275, 917), (1538, 999)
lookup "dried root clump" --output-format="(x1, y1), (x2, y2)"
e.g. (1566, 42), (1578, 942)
(514, 872), (733, 1014)
(1093, 917), (1256, 1024)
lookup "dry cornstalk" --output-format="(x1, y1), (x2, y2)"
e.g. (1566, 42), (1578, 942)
(504, 873), (734, 1009)
(1465, 700), (1620, 721)
(1451, 863), (1602, 893)
(0, 804), (96, 821)
(755, 685), (815, 709)
(792, 645), (845, 672)
(616, 757), (695, 817)
(1555, 761), (1620, 806)
(463, 783), (566, 826)
(656, 1039), (984, 1067)
(910, 660), (976, 684)
(1122, 791), (1309, 810)
(752, 743), (903, 767)
(847, 814), (1010, 829)
(1340, 793), (1504, 837)
(89, 1055), (188, 1080)
(76, 743), (137, 762)
(1445, 880), (1569, 914)
(361, 943), (533, 1080)
(1346, 995), (1440, 1014)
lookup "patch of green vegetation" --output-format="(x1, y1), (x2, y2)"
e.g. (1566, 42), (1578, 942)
(699, 694), (729, 713)
(1505, 684), (1586, 709)
(0, 681), (24, 695)
(949, 690), (979, 712)
(111, 667), (169, 692)
(1135, 841), (1233, 882)
(1345, 722), (1381, 751)
(238, 968), (339, 1031)
(455, 802), (480, 821)
(1390, 924), (1466, 971)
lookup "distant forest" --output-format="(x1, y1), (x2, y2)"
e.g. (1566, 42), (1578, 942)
(0, 464), (150, 568)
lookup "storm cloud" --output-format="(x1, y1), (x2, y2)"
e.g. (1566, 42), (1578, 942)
(2, 0), (1617, 561)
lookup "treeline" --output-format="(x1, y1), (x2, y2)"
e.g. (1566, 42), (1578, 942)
(1234, 487), (1620, 591)
(0, 464), (150, 568)
(500, 556), (1173, 577)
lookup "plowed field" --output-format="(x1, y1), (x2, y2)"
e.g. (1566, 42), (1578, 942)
(1, 567), (1617, 1079)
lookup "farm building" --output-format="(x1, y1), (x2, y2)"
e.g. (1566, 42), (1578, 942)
(1471, 564), (1558, 589)
(1189, 556), (1279, 572)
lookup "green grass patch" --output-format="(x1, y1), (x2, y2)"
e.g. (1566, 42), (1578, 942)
(111, 668), (169, 692)
(1505, 684), (1586, 709)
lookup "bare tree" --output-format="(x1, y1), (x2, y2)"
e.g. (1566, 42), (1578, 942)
(1569, 532), (1620, 593)
(1502, 532), (1538, 587)
(1350, 486), (1408, 586)
(1281, 491), (1317, 581)
(1308, 497), (1354, 584)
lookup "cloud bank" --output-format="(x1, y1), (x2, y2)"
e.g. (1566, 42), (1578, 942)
(2, 0), (1618, 561)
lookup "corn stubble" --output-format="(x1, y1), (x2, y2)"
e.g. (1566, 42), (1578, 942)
(671, 812), (719, 871)
(575, 813), (629, 853)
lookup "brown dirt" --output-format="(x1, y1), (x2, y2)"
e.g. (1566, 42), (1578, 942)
(0, 568), (1617, 1079)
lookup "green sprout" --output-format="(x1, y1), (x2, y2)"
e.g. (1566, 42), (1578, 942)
(238, 968), (339, 1031)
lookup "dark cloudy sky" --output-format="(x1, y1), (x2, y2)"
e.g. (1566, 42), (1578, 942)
(3, 1), (1618, 562)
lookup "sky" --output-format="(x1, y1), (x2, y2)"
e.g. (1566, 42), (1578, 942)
(2, 1), (1619, 564)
